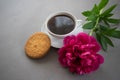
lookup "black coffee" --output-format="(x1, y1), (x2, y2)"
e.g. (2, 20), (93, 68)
(47, 15), (75, 35)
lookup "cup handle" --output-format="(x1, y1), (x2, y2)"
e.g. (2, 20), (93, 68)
(76, 19), (82, 27)
(72, 19), (83, 35)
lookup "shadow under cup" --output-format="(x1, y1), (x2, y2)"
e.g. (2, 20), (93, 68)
(46, 12), (76, 37)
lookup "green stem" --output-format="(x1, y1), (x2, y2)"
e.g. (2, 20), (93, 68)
(89, 9), (103, 36)
(89, 17), (100, 36)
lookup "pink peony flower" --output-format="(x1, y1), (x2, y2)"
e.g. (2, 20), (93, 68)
(58, 32), (104, 75)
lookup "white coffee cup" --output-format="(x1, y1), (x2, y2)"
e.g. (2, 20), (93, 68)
(45, 11), (82, 39)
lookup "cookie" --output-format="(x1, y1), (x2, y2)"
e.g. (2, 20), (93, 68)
(25, 32), (51, 59)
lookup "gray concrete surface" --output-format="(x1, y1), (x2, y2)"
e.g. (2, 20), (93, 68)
(0, 0), (120, 80)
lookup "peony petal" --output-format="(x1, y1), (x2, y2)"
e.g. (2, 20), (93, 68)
(72, 45), (81, 54)
(90, 36), (101, 52)
(80, 51), (91, 58)
(66, 53), (73, 60)
(59, 57), (68, 67)
(86, 59), (92, 65)
(64, 35), (76, 45)
(58, 47), (66, 55)
(96, 54), (104, 64)
(77, 32), (90, 44)
(69, 67), (76, 73)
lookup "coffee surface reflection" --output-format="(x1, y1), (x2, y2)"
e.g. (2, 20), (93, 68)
(47, 15), (75, 35)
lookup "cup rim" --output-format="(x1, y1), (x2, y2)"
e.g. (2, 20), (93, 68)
(44, 11), (77, 38)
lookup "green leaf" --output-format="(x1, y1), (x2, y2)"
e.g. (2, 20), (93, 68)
(96, 32), (107, 51)
(102, 35), (114, 47)
(105, 13), (113, 17)
(82, 11), (91, 17)
(102, 27), (117, 35)
(82, 22), (95, 29)
(92, 4), (100, 14)
(107, 18), (120, 24)
(87, 15), (97, 21)
(108, 30), (120, 38)
(86, 4), (99, 21)
(98, 0), (109, 10)
(100, 35), (108, 51)
(100, 13), (113, 20)
(96, 32), (101, 44)
(99, 25), (108, 31)
(99, 25), (117, 30)
(103, 20), (110, 26)
(101, 4), (117, 16)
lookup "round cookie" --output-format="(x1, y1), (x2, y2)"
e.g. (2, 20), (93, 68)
(25, 32), (51, 59)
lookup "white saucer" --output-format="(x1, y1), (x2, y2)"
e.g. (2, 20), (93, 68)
(41, 21), (83, 48)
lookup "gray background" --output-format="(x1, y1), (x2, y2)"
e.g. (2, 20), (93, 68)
(0, 0), (120, 80)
